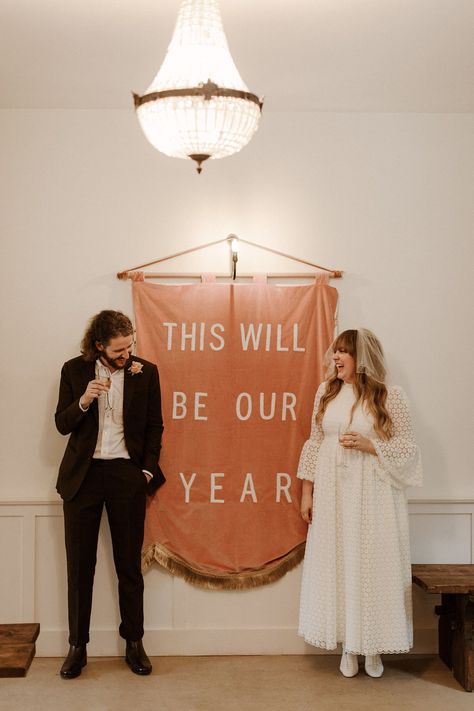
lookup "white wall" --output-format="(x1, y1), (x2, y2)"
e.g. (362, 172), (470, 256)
(0, 109), (472, 653)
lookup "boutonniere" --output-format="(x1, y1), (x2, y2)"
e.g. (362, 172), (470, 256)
(128, 361), (143, 376)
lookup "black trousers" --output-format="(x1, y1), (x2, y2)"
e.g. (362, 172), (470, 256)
(63, 458), (147, 646)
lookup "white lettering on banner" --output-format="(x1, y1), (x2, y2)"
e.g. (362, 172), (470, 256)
(177, 472), (295, 503)
(181, 322), (197, 351)
(236, 392), (252, 421)
(276, 473), (292, 502)
(179, 472), (197, 503)
(163, 322), (226, 351)
(209, 323), (225, 351)
(260, 392), (276, 420)
(281, 392), (297, 421)
(172, 391), (187, 419)
(240, 323), (262, 350)
(276, 324), (289, 352)
(240, 473), (258, 503)
(236, 392), (297, 421)
(163, 322), (177, 350)
(265, 324), (271, 351)
(163, 322), (304, 352)
(172, 392), (208, 420)
(293, 325), (305, 352)
(240, 323), (305, 352)
(210, 472), (225, 503)
(199, 321), (205, 351)
(194, 392), (208, 420)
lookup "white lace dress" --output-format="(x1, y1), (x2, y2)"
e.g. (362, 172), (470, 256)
(297, 382), (423, 655)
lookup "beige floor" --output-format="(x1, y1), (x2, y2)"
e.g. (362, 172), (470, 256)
(1, 655), (471, 711)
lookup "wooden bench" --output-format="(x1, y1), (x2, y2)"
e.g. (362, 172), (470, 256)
(412, 564), (474, 692)
(0, 623), (40, 677)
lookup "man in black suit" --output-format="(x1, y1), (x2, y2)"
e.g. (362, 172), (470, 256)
(55, 310), (165, 679)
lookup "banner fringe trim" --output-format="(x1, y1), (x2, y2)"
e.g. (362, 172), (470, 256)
(142, 542), (305, 590)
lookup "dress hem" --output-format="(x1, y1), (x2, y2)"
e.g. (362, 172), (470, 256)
(297, 631), (411, 656)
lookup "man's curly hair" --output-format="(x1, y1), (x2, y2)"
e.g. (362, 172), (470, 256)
(81, 310), (133, 362)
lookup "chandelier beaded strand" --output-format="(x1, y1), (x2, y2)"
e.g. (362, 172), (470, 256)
(133, 0), (263, 173)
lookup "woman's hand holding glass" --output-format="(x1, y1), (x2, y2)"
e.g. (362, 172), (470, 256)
(339, 430), (376, 455)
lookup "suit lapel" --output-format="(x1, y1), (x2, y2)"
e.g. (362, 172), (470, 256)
(123, 361), (136, 417)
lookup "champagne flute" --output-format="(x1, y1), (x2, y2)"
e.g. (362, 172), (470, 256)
(97, 365), (112, 411)
(338, 423), (351, 468)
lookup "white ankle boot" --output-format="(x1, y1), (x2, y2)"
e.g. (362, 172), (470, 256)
(340, 651), (359, 677)
(365, 654), (384, 677)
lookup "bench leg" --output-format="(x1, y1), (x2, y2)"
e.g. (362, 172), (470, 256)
(436, 593), (473, 692)
(451, 595), (473, 692)
(437, 593), (455, 669)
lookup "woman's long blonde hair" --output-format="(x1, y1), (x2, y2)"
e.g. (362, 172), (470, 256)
(317, 330), (393, 440)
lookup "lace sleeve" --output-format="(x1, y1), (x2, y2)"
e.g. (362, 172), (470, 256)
(372, 385), (423, 489)
(297, 382), (326, 482)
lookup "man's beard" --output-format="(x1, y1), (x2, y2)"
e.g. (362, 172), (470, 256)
(99, 352), (129, 371)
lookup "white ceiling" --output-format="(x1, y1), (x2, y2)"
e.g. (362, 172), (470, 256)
(1, 0), (473, 112)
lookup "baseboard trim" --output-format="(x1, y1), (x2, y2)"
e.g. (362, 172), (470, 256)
(36, 627), (438, 658)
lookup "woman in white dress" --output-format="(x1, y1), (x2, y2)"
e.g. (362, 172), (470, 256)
(297, 329), (422, 678)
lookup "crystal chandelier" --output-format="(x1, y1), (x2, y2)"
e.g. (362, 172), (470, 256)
(133, 0), (263, 173)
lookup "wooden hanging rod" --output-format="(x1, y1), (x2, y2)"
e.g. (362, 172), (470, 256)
(117, 235), (342, 280)
(118, 272), (338, 280)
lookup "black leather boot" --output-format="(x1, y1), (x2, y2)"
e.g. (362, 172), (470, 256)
(125, 639), (152, 675)
(60, 644), (87, 679)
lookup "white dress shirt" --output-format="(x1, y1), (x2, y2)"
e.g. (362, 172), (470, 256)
(93, 362), (130, 460)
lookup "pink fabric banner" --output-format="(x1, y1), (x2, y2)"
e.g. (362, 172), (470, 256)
(133, 281), (338, 588)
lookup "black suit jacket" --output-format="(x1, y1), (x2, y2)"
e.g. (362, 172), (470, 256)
(55, 355), (165, 501)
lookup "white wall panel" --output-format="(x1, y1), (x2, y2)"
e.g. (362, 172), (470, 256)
(410, 514), (472, 563)
(35, 513), (67, 630)
(144, 567), (183, 629)
(409, 502), (474, 563)
(171, 569), (303, 631)
(0, 516), (24, 621)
